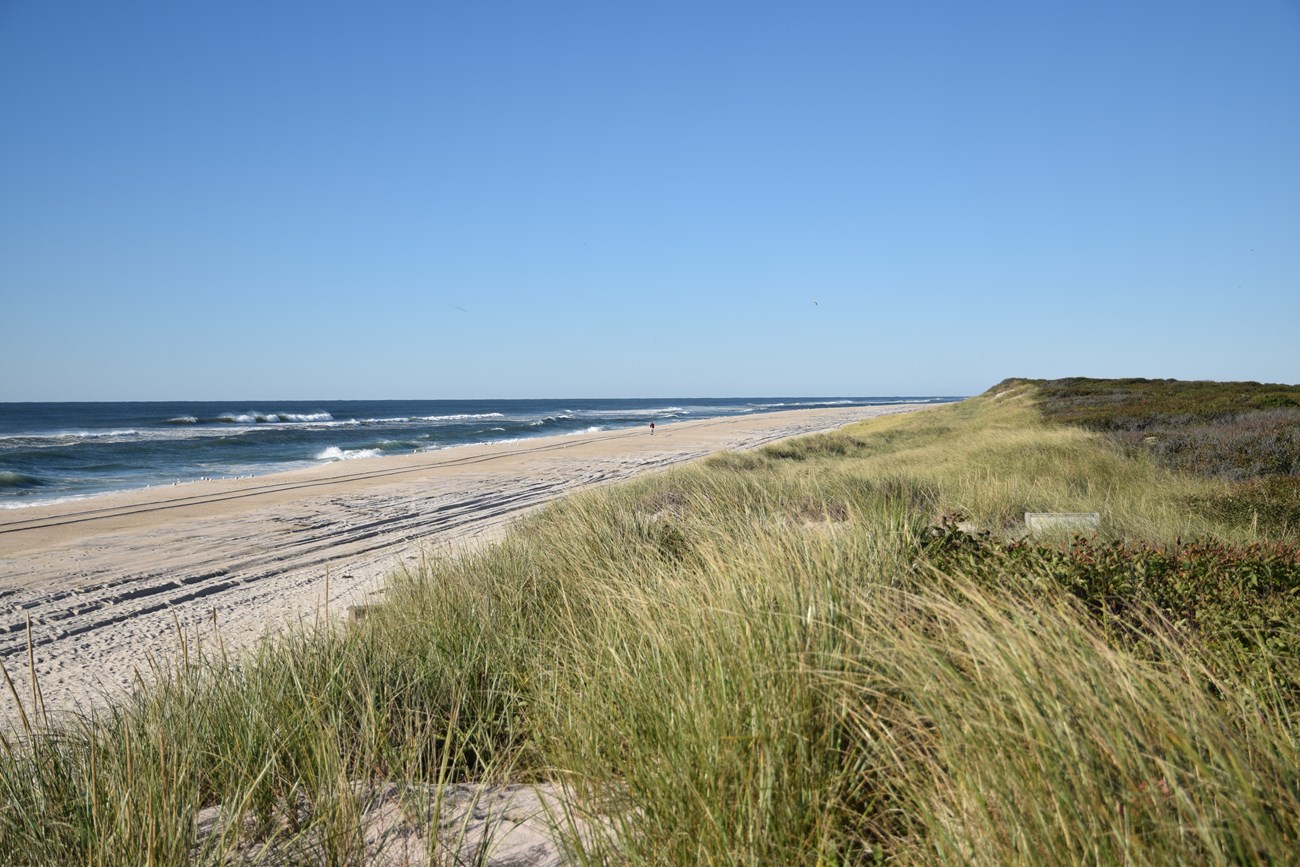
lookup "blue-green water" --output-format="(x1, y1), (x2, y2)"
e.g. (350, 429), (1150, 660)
(0, 396), (959, 507)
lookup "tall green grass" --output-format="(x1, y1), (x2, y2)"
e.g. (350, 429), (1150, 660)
(1, 389), (1296, 864)
(840, 575), (1300, 865)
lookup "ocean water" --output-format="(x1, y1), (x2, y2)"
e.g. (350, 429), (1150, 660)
(0, 396), (958, 508)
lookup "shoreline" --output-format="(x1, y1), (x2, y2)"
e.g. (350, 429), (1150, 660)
(1, 398), (958, 511)
(0, 403), (930, 727)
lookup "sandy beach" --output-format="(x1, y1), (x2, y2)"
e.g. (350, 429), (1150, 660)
(0, 403), (928, 726)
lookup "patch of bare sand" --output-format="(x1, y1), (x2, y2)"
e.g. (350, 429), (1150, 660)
(195, 782), (604, 867)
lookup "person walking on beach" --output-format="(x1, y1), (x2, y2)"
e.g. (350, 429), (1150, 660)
(650, 422), (655, 435)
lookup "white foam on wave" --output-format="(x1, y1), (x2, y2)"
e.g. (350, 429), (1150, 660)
(220, 411), (334, 424)
(528, 414), (575, 426)
(565, 426), (605, 435)
(315, 446), (382, 461)
(0, 429), (142, 446)
(77, 429), (140, 439)
(582, 407), (688, 418)
(420, 413), (507, 422)
(330, 413), (507, 425)
(0, 426), (281, 451)
(0, 492), (97, 509)
(752, 400), (857, 409)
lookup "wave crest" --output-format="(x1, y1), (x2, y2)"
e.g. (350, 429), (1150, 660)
(750, 400), (856, 410)
(529, 414), (575, 427)
(604, 407), (687, 418)
(0, 430), (141, 447)
(219, 411), (334, 424)
(315, 446), (382, 461)
(419, 413), (506, 422)
(0, 471), (45, 490)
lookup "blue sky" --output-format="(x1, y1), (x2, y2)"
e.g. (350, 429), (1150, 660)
(2, 1), (1297, 401)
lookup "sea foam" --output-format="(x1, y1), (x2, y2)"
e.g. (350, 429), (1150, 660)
(316, 446), (382, 461)
(419, 413), (506, 422)
(220, 411), (334, 424)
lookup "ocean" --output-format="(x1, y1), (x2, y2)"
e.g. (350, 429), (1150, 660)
(0, 396), (958, 508)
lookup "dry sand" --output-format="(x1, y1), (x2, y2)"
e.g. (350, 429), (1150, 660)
(0, 403), (929, 727)
(195, 781), (596, 866)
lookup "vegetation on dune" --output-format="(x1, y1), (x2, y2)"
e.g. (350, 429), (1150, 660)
(2, 379), (1298, 864)
(993, 376), (1300, 538)
(925, 524), (1300, 700)
(992, 376), (1300, 428)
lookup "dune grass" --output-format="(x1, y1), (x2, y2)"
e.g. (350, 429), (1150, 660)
(1, 385), (1297, 864)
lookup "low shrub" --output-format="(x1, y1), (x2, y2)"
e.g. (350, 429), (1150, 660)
(922, 521), (1300, 697)
(1191, 475), (1300, 536)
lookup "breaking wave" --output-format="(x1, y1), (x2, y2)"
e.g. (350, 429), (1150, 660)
(219, 411), (334, 424)
(316, 446), (382, 461)
(529, 414), (575, 427)
(598, 406), (688, 418)
(0, 493), (93, 509)
(749, 400), (856, 409)
(0, 471), (45, 490)
(0, 430), (142, 447)
(419, 413), (506, 422)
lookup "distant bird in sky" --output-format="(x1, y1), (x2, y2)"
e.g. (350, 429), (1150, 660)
(450, 304), (468, 313)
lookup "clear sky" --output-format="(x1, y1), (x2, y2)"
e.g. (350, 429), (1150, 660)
(2, 1), (1297, 401)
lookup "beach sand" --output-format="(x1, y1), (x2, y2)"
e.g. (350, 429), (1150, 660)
(0, 403), (929, 727)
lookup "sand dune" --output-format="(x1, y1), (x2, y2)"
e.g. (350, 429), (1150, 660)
(0, 403), (928, 726)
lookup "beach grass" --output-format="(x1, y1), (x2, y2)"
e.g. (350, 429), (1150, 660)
(1, 382), (1297, 864)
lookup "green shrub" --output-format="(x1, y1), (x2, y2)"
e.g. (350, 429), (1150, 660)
(922, 522), (1300, 699)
